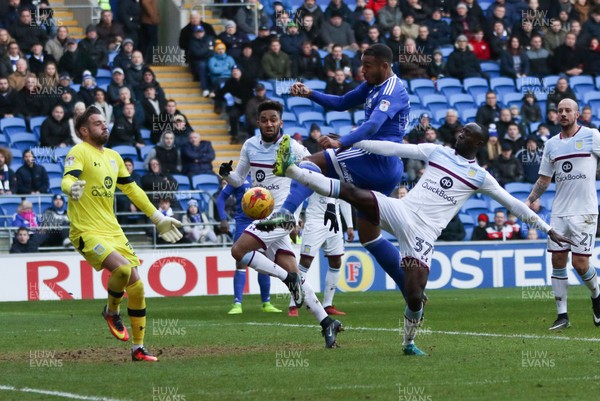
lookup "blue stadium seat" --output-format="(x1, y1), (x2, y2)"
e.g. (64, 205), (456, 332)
(304, 79), (326, 92)
(505, 182), (532, 200)
(410, 79), (436, 99)
(172, 174), (191, 191)
(490, 77), (516, 98)
(502, 92), (523, 109)
(30, 116), (46, 134)
(437, 78), (463, 98)
(474, 93), (487, 106)
(283, 126), (308, 138)
(139, 145), (153, 161)
(516, 77), (542, 92)
(440, 46), (453, 58)
(408, 94), (421, 108)
(9, 133), (37, 152)
(342, 49), (355, 59)
(318, 49), (328, 59)
(458, 213), (474, 226)
(0, 134), (8, 147)
(110, 145), (138, 159)
(258, 80), (273, 91)
(460, 108), (478, 124)
(53, 147), (71, 163)
(32, 147), (54, 164)
(192, 173), (220, 193)
(449, 93), (475, 114)
(49, 177), (63, 195)
(464, 226), (474, 240)
(338, 125), (354, 136)
(320, 126), (337, 135)
(282, 111), (298, 123)
(464, 77), (489, 98)
(0, 199), (21, 220)
(326, 111), (352, 130)
(480, 61), (500, 78)
(529, 121), (541, 134)
(570, 75), (595, 94)
(298, 111), (325, 129)
(96, 68), (112, 79)
(543, 75), (560, 91)
(583, 92), (600, 110)
(140, 128), (151, 143)
(287, 97), (315, 115)
(462, 198), (489, 222)
(1, 117), (26, 136)
(421, 94), (448, 114)
(70, 83), (81, 92)
(433, 109), (448, 125)
(488, 199), (505, 213)
(353, 110), (365, 125)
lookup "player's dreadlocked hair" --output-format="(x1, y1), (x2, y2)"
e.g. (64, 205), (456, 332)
(363, 44), (393, 64)
(74, 106), (102, 139)
(258, 100), (284, 118)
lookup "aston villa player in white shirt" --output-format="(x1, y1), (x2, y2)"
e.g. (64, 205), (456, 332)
(525, 98), (600, 331)
(268, 122), (574, 355)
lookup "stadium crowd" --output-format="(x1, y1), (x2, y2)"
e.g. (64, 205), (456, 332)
(1, 0), (600, 247)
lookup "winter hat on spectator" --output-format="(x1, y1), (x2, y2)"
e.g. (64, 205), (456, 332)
(187, 199), (199, 208)
(259, 24), (270, 31)
(59, 73), (71, 81)
(53, 194), (64, 202)
(215, 42), (226, 51)
(287, 21), (298, 28)
(123, 38), (134, 46)
(293, 133), (303, 141)
(488, 123), (498, 137)
(174, 115), (186, 123)
(255, 82), (265, 91)
(501, 142), (512, 151)
(225, 20), (236, 29)
(433, 48), (443, 56)
(86, 24), (97, 34)
(477, 213), (489, 223)
(82, 70), (93, 81)
(194, 25), (205, 33)
(112, 67), (124, 75)
(66, 38), (77, 45)
(456, 3), (468, 10)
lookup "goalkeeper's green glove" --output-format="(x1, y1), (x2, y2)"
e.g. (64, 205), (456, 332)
(150, 211), (183, 243)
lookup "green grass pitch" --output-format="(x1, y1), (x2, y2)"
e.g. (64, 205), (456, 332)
(1, 287), (600, 401)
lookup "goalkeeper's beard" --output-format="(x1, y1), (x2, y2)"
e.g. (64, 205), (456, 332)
(91, 132), (110, 147)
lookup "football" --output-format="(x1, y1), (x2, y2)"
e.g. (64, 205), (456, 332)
(241, 187), (275, 219)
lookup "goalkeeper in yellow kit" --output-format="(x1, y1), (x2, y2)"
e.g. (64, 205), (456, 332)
(62, 107), (183, 362)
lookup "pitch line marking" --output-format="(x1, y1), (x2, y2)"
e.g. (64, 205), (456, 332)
(0, 385), (131, 401)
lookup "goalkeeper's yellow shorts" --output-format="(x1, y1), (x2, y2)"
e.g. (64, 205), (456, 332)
(72, 232), (139, 271)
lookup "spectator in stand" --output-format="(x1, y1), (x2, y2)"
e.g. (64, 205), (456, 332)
(261, 38), (291, 80)
(188, 25), (214, 97)
(112, 38), (134, 71)
(108, 103), (145, 148)
(583, 6), (600, 40)
(476, 91), (501, 128)
(526, 35), (551, 78)
(115, 157), (143, 224)
(28, 42), (56, 77)
(293, 41), (325, 80)
(57, 89), (77, 119)
(144, 131), (181, 174)
(235, 0), (270, 35)
(237, 43), (263, 80)
(407, 113), (432, 144)
(40, 104), (72, 148)
(487, 3), (513, 33)
(325, 69), (355, 98)
(504, 211), (521, 240)
(515, 134), (543, 184)
(44, 26), (69, 63)
(521, 92), (542, 125)
(366, 0), (387, 16)
(252, 25), (274, 60)
(447, 35), (484, 79)
(495, 108), (514, 137)
(471, 213), (491, 240)
(386, 25), (403, 61)
(150, 99), (191, 144)
(0, 147), (16, 194)
(546, 77), (577, 111)
(400, 12), (419, 40)
(0, 76), (19, 118)
(117, 0), (141, 46)
(92, 88), (113, 124)
(208, 42), (236, 94)
(297, 0), (326, 31)
(511, 15), (540, 48)
(57, 73), (79, 99)
(303, 123), (321, 154)
(8, 58), (30, 91)
(349, 0), (367, 26)
(535, 123), (551, 144)
(67, 101), (85, 144)
(438, 109), (462, 148)
(280, 21), (306, 57)
(182, 199), (218, 244)
(300, 14), (324, 49)
(179, 11), (216, 68)
(484, 210), (515, 240)
(377, 0), (403, 35)
(438, 213), (466, 241)
(324, 0), (353, 21)
(551, 32), (585, 76)
(40, 194), (70, 247)
(125, 50), (146, 92)
(544, 106), (562, 137)
(502, 122), (525, 154)
(96, 10), (125, 46)
(570, 19), (589, 48)
(244, 83), (270, 139)
(477, 124), (501, 169)
(584, 36), (600, 76)
(489, 21), (509, 60)
(139, 0), (160, 64)
(527, 229), (539, 240)
(212, 64), (255, 143)
(423, 126), (443, 145)
(141, 84), (166, 130)
(321, 10), (359, 52)
(38, 61), (59, 95)
(426, 48), (446, 80)
(272, 9), (291, 37)
(398, 38), (428, 79)
(366, 26), (387, 46)
(10, 226), (39, 253)
(17, 75), (49, 119)
(218, 21), (248, 62)
(354, 8), (380, 44)
(392, 184), (408, 199)
(181, 132), (215, 176)
(265, 0), (293, 25)
(1, 0), (21, 30)
(493, 142), (523, 186)
(107, 67), (134, 105)
(450, 3), (477, 41)
(0, 40), (23, 77)
(469, 28), (491, 60)
(59, 38), (96, 84)
(15, 150), (49, 194)
(520, 198), (550, 239)
(403, 0), (431, 24)
(78, 25), (108, 70)
(171, 115), (193, 148)
(10, 8), (48, 51)
(544, 19), (567, 54)
(426, 8), (452, 46)
(323, 44), (352, 81)
(141, 158), (178, 208)
(578, 105), (597, 128)
(415, 25), (437, 56)
(78, 70), (97, 107)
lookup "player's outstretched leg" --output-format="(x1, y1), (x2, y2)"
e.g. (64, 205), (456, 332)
(577, 265), (600, 326)
(550, 268), (570, 330)
(402, 258), (428, 356)
(228, 268), (246, 314)
(258, 273), (282, 312)
(127, 277), (158, 362)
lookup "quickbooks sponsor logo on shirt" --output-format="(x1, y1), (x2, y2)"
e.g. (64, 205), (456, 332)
(555, 173), (586, 182)
(259, 184), (280, 191)
(422, 180), (458, 205)
(91, 185), (113, 198)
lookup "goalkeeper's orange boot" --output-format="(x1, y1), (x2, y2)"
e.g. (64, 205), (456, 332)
(132, 346), (158, 362)
(102, 305), (130, 341)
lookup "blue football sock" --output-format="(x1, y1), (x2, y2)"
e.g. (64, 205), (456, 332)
(364, 235), (406, 299)
(257, 273), (271, 303)
(281, 161), (321, 214)
(233, 269), (246, 304)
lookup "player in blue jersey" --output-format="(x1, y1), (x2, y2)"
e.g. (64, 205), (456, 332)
(216, 176), (282, 314)
(266, 124), (574, 355)
(256, 44), (411, 298)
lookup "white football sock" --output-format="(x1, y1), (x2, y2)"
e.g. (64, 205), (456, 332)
(402, 305), (423, 346)
(286, 165), (340, 198)
(301, 278), (328, 322)
(241, 251), (288, 281)
(551, 268), (568, 315)
(323, 267), (341, 308)
(580, 266), (600, 298)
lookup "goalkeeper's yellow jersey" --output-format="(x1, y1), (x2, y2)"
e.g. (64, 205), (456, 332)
(61, 142), (156, 237)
